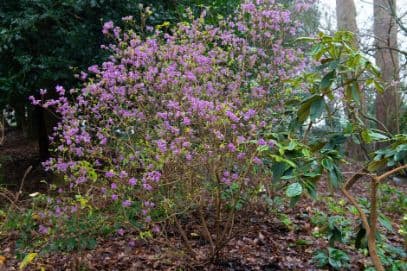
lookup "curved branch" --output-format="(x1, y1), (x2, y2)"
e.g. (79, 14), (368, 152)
(377, 163), (407, 181)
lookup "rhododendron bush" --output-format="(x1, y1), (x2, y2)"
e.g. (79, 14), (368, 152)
(31, 0), (312, 257)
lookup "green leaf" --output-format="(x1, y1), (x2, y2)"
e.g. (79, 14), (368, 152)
(374, 80), (384, 93)
(269, 154), (296, 168)
(361, 129), (372, 144)
(327, 167), (341, 188)
(297, 101), (311, 123)
(367, 159), (387, 172)
(310, 96), (325, 121)
(297, 95), (320, 123)
(350, 82), (360, 103)
(320, 70), (336, 91)
(368, 130), (389, 141)
(378, 214), (394, 232)
(286, 182), (303, 197)
(272, 162), (290, 183)
(19, 253), (37, 270)
(321, 158), (334, 170)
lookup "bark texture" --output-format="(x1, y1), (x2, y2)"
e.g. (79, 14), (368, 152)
(374, 0), (400, 134)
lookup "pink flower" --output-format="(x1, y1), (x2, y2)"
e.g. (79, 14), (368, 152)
(122, 200), (132, 207)
(38, 225), (50, 235)
(253, 157), (263, 165)
(228, 143), (237, 152)
(102, 21), (114, 34)
(129, 178), (137, 186)
(117, 228), (125, 236)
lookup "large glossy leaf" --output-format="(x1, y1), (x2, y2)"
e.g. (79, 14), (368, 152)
(286, 182), (303, 197)
(297, 94), (320, 123)
(310, 95), (325, 121)
(271, 162), (290, 183)
(319, 70), (336, 91)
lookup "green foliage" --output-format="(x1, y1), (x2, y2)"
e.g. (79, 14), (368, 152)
(369, 134), (407, 172)
(379, 183), (406, 215)
(312, 247), (350, 270)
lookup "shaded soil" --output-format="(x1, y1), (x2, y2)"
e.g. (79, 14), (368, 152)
(1, 179), (406, 270)
(0, 128), (48, 193)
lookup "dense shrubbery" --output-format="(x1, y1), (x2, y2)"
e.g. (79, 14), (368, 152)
(23, 0), (406, 269)
(30, 0), (313, 258)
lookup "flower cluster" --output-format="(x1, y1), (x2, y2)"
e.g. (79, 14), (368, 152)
(31, 0), (309, 231)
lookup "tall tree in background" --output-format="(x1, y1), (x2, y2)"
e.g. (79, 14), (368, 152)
(336, 0), (367, 159)
(336, 0), (358, 43)
(374, 0), (400, 134)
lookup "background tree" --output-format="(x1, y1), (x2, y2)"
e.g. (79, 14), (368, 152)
(374, 0), (401, 134)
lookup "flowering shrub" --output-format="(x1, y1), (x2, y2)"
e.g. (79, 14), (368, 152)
(31, 0), (312, 258)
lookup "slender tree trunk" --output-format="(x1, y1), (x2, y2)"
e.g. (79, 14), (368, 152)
(336, 0), (367, 160)
(374, 0), (400, 135)
(35, 107), (50, 161)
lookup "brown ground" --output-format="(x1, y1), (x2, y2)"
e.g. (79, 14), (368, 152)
(0, 128), (48, 194)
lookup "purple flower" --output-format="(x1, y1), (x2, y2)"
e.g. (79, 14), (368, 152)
(243, 109), (256, 121)
(56, 85), (65, 95)
(156, 139), (167, 152)
(111, 194), (119, 201)
(129, 178), (137, 186)
(102, 21), (114, 34)
(38, 225), (50, 235)
(122, 200), (132, 207)
(119, 171), (128, 178)
(117, 228), (125, 236)
(237, 152), (246, 160)
(257, 138), (266, 146)
(143, 183), (153, 191)
(152, 225), (161, 233)
(268, 140), (276, 148)
(253, 156), (263, 165)
(71, 206), (78, 213)
(226, 110), (240, 123)
(111, 183), (117, 190)
(183, 117), (191, 125)
(227, 143), (237, 152)
(105, 171), (115, 178)
(237, 136), (246, 144)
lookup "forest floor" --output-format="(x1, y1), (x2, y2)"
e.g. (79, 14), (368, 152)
(0, 129), (406, 270)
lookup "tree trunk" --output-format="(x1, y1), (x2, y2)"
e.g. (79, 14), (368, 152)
(374, 0), (400, 135)
(35, 107), (50, 162)
(336, 0), (358, 45)
(336, 0), (367, 160)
